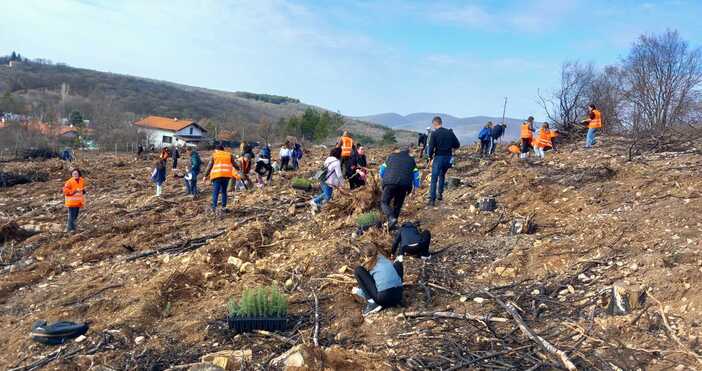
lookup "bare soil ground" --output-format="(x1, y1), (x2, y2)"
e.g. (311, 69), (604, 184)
(1, 136), (702, 370)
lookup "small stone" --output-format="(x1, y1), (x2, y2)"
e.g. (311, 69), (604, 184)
(227, 256), (243, 268)
(531, 289), (541, 296)
(459, 296), (468, 302)
(284, 278), (294, 290)
(338, 265), (349, 274)
(630, 263), (639, 271)
(135, 336), (145, 345)
(239, 262), (255, 274)
(473, 297), (485, 304)
(74, 335), (86, 343)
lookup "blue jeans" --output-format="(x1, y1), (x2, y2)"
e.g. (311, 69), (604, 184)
(185, 171), (199, 195)
(586, 128), (598, 147)
(430, 155), (451, 201)
(67, 207), (80, 231)
(211, 177), (229, 209)
(313, 182), (334, 206)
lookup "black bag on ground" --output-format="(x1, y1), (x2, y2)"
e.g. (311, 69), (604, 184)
(31, 320), (89, 345)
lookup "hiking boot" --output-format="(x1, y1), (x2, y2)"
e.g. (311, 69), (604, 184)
(437, 195), (443, 201)
(363, 301), (382, 317)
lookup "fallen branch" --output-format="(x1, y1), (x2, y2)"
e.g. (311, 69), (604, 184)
(483, 290), (577, 371)
(125, 229), (226, 261)
(312, 291), (320, 347)
(646, 291), (702, 366)
(254, 330), (296, 345)
(418, 260), (432, 305)
(400, 311), (507, 324)
(445, 345), (534, 371)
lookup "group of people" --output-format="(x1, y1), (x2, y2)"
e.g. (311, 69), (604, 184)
(477, 121), (507, 157)
(278, 141), (304, 171)
(309, 131), (369, 211)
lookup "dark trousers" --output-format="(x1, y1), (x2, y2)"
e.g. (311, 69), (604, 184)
(281, 157), (290, 170)
(489, 138), (498, 154)
(341, 157), (352, 178)
(211, 177), (229, 209)
(520, 138), (532, 154)
(480, 140), (491, 156)
(381, 185), (409, 219)
(393, 230), (431, 257)
(292, 156), (299, 169)
(354, 264), (404, 307)
(185, 171), (199, 195)
(67, 207), (80, 231)
(430, 155), (451, 201)
(349, 174), (365, 190)
(172, 158), (178, 169)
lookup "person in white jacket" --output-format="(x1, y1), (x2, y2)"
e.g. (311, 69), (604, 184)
(310, 147), (345, 212)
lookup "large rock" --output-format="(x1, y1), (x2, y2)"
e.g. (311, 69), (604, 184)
(201, 349), (252, 370)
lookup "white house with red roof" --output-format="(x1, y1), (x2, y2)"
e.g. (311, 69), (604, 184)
(132, 116), (208, 147)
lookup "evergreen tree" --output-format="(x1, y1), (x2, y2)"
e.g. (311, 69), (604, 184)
(69, 110), (84, 127)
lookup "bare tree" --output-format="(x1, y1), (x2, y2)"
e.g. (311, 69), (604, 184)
(538, 61), (595, 134)
(622, 30), (702, 131)
(257, 115), (274, 145)
(588, 65), (625, 133)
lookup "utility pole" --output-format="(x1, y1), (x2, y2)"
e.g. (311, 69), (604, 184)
(500, 97), (507, 143)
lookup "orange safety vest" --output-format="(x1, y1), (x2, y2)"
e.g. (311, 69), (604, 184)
(210, 150), (235, 180)
(520, 122), (533, 139)
(534, 128), (553, 149)
(340, 136), (353, 158)
(589, 109), (602, 129)
(508, 145), (521, 154)
(63, 177), (85, 208)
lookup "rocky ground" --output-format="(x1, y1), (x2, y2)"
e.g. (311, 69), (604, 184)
(1, 134), (702, 370)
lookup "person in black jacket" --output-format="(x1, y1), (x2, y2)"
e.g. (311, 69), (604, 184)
(417, 133), (428, 159)
(392, 222), (431, 259)
(379, 145), (421, 229)
(427, 116), (460, 206)
(490, 123), (506, 155)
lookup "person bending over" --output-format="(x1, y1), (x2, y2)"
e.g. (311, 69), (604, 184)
(391, 222), (431, 259)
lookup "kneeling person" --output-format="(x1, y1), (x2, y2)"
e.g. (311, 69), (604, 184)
(392, 222), (431, 259)
(352, 246), (403, 317)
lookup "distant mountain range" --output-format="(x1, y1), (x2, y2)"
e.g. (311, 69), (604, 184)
(355, 112), (524, 143)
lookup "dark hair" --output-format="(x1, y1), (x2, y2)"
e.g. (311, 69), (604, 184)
(528, 116), (534, 121)
(216, 144), (224, 150)
(71, 168), (82, 177)
(330, 147), (342, 159)
(432, 116), (442, 125)
(589, 104), (596, 109)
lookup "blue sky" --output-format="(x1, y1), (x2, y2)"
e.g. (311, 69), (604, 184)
(2, 0), (701, 120)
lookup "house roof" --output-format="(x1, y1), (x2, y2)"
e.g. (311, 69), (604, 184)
(133, 116), (206, 132)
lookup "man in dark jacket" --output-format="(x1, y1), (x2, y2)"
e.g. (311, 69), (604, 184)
(427, 116), (460, 206)
(392, 222), (431, 259)
(490, 123), (506, 155)
(379, 145), (421, 229)
(187, 147), (202, 196)
(417, 133), (428, 159)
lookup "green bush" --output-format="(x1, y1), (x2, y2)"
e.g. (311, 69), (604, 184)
(291, 177), (313, 189)
(356, 211), (381, 229)
(228, 286), (288, 318)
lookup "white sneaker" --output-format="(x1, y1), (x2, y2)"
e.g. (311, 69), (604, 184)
(308, 200), (319, 214)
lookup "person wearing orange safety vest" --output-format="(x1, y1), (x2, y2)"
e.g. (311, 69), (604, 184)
(533, 122), (553, 159)
(507, 143), (521, 158)
(338, 131), (354, 178)
(63, 168), (86, 233)
(204, 144), (240, 212)
(582, 104), (602, 148)
(519, 116), (535, 160)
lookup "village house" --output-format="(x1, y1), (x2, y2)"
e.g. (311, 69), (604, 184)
(132, 116), (208, 147)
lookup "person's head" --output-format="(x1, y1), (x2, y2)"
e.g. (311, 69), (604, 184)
(527, 116), (534, 123)
(588, 104), (596, 112)
(432, 116), (442, 128)
(357, 146), (365, 156)
(330, 146), (342, 159)
(216, 144), (224, 151)
(343, 131), (349, 137)
(542, 122), (550, 129)
(71, 168), (81, 179)
(486, 121), (493, 128)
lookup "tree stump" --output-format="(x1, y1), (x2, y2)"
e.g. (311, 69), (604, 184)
(510, 214), (536, 235)
(601, 281), (647, 315)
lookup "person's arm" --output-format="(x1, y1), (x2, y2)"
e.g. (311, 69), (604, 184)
(204, 158), (214, 178)
(427, 132), (436, 159)
(392, 232), (401, 256)
(333, 161), (344, 181)
(379, 162), (387, 178)
(451, 130), (460, 149)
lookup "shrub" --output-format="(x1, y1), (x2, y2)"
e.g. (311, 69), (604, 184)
(356, 211), (381, 229)
(291, 177), (313, 190)
(228, 286), (288, 318)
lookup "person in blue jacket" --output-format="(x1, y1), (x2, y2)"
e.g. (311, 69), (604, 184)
(379, 145), (421, 230)
(352, 245), (404, 316)
(392, 222), (431, 259)
(478, 122), (493, 157)
(151, 158), (167, 197)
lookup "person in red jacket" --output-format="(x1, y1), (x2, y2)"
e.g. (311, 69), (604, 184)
(63, 168), (86, 233)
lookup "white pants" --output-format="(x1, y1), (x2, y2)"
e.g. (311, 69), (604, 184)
(535, 148), (545, 158)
